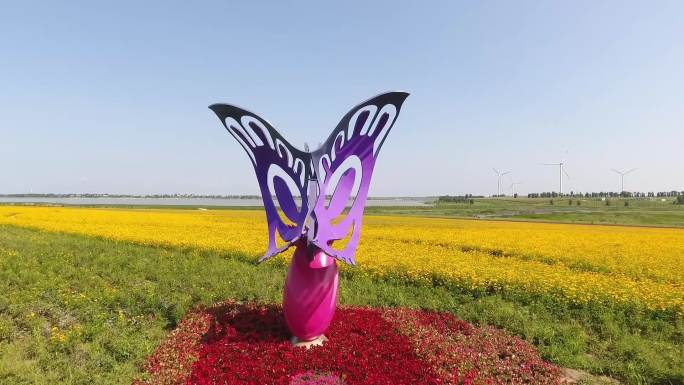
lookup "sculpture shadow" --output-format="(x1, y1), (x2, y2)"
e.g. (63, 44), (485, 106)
(201, 302), (290, 345)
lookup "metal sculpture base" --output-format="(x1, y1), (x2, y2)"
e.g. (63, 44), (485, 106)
(290, 334), (328, 348)
(283, 240), (339, 342)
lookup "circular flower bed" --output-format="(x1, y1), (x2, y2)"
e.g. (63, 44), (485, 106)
(135, 302), (560, 385)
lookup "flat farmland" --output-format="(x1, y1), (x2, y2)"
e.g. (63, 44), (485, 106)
(0, 205), (682, 384)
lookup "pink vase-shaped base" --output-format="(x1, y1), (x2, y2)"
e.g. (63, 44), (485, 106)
(283, 241), (339, 342)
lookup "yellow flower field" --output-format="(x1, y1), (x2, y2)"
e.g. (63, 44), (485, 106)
(1, 205), (682, 313)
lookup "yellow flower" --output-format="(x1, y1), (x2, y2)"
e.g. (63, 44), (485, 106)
(1, 206), (682, 313)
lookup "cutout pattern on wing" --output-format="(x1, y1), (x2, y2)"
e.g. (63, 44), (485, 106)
(308, 92), (409, 265)
(209, 104), (312, 261)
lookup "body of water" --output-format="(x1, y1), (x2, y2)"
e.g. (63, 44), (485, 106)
(0, 197), (433, 207)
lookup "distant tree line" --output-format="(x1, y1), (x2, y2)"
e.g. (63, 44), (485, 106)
(437, 194), (482, 204)
(526, 191), (684, 199)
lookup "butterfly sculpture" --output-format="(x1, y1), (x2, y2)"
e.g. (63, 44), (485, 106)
(209, 91), (409, 343)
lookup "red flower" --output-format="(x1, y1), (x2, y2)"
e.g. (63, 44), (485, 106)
(136, 302), (560, 385)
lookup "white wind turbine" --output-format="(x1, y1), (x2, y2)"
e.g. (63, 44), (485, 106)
(543, 161), (569, 194)
(492, 168), (511, 197)
(510, 180), (523, 196)
(611, 168), (637, 192)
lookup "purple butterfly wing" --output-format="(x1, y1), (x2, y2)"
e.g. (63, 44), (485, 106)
(308, 92), (409, 265)
(209, 104), (311, 261)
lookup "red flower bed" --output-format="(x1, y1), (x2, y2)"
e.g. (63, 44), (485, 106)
(384, 309), (560, 384)
(136, 302), (560, 385)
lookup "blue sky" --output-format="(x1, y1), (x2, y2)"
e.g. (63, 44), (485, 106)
(1, 1), (682, 196)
